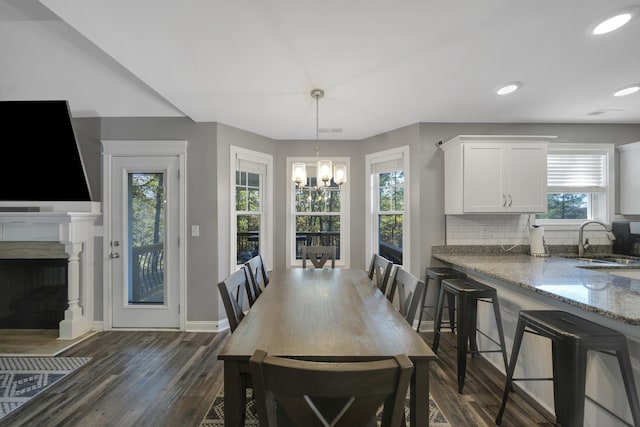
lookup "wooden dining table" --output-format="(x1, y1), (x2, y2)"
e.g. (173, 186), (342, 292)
(217, 267), (437, 427)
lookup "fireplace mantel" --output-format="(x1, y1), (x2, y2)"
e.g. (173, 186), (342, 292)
(0, 201), (101, 339)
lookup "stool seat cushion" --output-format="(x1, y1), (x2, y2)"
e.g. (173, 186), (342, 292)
(426, 268), (466, 280)
(519, 310), (626, 347)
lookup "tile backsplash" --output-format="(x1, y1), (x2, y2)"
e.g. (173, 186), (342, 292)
(445, 214), (615, 247)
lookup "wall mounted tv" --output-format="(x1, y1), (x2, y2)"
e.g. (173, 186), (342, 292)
(0, 100), (92, 202)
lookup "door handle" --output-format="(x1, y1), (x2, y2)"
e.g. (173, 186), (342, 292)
(110, 252), (120, 259)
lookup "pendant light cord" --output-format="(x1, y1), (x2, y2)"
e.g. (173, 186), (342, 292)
(315, 91), (320, 157)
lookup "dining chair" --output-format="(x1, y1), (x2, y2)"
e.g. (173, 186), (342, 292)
(259, 254), (270, 287)
(249, 349), (413, 427)
(301, 245), (336, 268)
(217, 267), (248, 333)
(244, 255), (267, 306)
(386, 267), (426, 327)
(367, 254), (393, 294)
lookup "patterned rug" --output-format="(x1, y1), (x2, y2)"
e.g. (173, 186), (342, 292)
(201, 385), (451, 426)
(0, 357), (92, 420)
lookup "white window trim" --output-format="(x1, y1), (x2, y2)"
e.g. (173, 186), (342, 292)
(535, 143), (614, 231)
(230, 146), (273, 273)
(365, 145), (410, 271)
(286, 156), (351, 268)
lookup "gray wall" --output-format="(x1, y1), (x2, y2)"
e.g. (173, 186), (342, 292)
(72, 117), (640, 325)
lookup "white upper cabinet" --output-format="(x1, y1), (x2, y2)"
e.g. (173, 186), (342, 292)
(618, 141), (640, 215)
(441, 135), (556, 214)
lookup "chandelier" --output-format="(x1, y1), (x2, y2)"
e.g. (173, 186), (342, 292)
(292, 89), (347, 188)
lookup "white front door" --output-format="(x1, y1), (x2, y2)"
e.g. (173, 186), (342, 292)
(109, 155), (181, 328)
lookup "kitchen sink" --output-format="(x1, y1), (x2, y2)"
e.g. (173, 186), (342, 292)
(560, 254), (640, 267)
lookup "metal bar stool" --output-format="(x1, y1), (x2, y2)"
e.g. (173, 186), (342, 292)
(496, 310), (640, 427)
(416, 267), (466, 333)
(432, 277), (509, 393)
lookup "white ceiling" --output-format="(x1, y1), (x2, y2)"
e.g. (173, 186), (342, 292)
(1, 0), (639, 140)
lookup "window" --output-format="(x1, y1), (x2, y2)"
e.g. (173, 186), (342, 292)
(231, 146), (273, 272)
(536, 144), (614, 224)
(365, 146), (409, 269)
(286, 158), (350, 267)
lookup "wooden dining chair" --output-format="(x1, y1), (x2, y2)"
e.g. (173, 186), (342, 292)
(244, 255), (267, 306)
(367, 254), (393, 294)
(217, 267), (248, 333)
(386, 267), (426, 327)
(301, 245), (336, 268)
(249, 349), (413, 427)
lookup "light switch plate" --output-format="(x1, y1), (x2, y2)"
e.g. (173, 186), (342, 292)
(191, 225), (200, 237)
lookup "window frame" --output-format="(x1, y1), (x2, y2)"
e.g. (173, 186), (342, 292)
(365, 146), (410, 271)
(535, 143), (614, 229)
(286, 156), (350, 268)
(230, 146), (273, 273)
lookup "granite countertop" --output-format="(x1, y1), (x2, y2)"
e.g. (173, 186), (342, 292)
(431, 246), (640, 325)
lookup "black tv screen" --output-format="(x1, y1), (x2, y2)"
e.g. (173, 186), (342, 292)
(0, 100), (92, 201)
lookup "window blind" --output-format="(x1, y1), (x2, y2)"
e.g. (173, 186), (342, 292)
(371, 155), (403, 175)
(547, 153), (606, 192)
(237, 155), (267, 175)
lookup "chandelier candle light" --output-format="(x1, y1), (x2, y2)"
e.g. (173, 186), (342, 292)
(292, 89), (347, 187)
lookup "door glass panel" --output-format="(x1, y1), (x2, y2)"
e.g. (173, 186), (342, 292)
(128, 172), (165, 305)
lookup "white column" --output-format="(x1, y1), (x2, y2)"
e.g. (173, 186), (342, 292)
(59, 242), (85, 339)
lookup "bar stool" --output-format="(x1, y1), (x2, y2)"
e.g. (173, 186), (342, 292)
(496, 310), (640, 427)
(416, 267), (466, 333)
(432, 278), (509, 393)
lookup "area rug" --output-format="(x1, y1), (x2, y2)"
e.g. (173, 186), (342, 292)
(201, 384), (451, 426)
(0, 356), (92, 420)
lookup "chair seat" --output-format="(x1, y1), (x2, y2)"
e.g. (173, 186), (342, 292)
(518, 310), (628, 346)
(416, 267), (466, 333)
(495, 310), (640, 427)
(433, 278), (508, 393)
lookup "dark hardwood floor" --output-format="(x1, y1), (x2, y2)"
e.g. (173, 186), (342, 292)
(2, 329), (556, 426)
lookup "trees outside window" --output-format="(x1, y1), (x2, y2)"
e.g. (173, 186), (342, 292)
(365, 146), (409, 270)
(377, 171), (404, 264)
(287, 158), (350, 267)
(231, 146), (273, 273)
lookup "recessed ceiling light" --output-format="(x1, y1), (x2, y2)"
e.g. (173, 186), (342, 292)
(614, 85), (640, 96)
(593, 13), (632, 34)
(496, 82), (523, 95)
(590, 7), (638, 35)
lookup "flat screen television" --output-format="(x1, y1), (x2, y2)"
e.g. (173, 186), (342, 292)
(0, 100), (92, 202)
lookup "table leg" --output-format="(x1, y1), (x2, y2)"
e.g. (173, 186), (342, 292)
(223, 360), (246, 427)
(410, 359), (429, 427)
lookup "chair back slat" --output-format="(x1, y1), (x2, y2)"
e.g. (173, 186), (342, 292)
(217, 267), (248, 332)
(387, 267), (426, 326)
(244, 255), (267, 306)
(302, 246), (336, 268)
(250, 349), (413, 427)
(367, 254), (393, 294)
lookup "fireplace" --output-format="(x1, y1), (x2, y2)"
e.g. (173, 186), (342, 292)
(0, 202), (101, 339)
(0, 257), (68, 329)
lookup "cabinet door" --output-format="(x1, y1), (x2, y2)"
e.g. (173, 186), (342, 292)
(463, 144), (506, 212)
(620, 142), (640, 214)
(507, 144), (547, 212)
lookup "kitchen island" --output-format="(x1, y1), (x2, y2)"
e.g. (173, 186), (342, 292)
(430, 246), (640, 427)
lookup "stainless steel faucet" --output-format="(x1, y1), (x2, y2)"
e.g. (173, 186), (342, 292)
(577, 220), (616, 257)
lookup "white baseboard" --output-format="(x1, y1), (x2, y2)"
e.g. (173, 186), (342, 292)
(185, 320), (229, 332)
(91, 320), (230, 333)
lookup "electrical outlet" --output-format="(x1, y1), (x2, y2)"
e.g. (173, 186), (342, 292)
(191, 225), (200, 237)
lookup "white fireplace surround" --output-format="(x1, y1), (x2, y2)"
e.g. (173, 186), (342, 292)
(0, 201), (101, 339)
